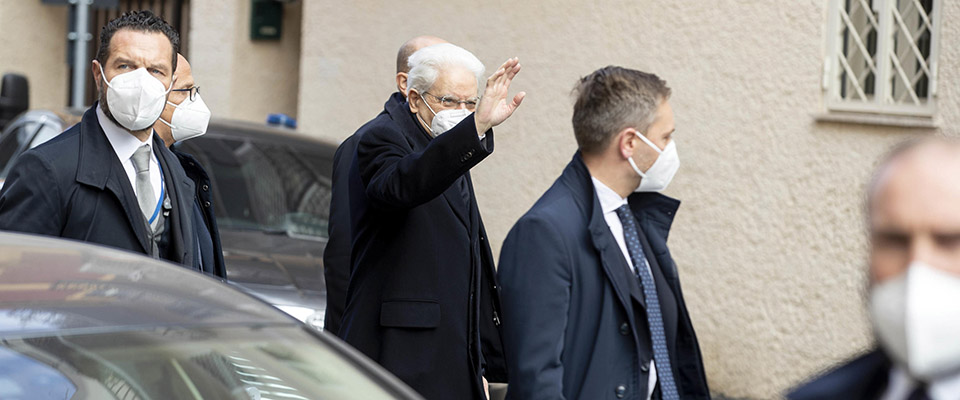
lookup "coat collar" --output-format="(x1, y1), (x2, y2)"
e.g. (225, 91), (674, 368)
(73, 104), (195, 263)
(383, 92), (471, 228)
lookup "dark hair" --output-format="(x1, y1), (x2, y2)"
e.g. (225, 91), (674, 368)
(572, 66), (671, 154)
(96, 10), (179, 72)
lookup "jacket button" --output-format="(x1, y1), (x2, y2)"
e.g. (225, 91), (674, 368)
(202, 184), (209, 191)
(203, 201), (211, 208)
(640, 363), (649, 372)
(615, 385), (626, 398)
(619, 322), (629, 335)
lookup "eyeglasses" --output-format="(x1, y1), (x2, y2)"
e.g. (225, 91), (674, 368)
(423, 92), (479, 111)
(172, 86), (200, 101)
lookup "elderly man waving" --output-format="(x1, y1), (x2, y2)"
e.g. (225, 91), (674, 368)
(338, 43), (524, 400)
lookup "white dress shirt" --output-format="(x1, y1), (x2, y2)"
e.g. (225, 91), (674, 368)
(97, 104), (163, 214)
(591, 176), (658, 400)
(882, 366), (960, 400)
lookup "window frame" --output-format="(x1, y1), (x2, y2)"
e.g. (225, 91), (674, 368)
(823, 0), (943, 117)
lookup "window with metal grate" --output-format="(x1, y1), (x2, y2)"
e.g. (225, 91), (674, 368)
(823, 0), (940, 117)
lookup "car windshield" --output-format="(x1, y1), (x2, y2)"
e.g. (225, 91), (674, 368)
(0, 325), (401, 400)
(176, 135), (331, 239)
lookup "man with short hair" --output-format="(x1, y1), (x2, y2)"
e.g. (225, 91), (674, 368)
(498, 66), (710, 399)
(324, 35), (447, 334)
(338, 43), (524, 399)
(0, 10), (199, 268)
(788, 138), (960, 400)
(152, 53), (223, 278)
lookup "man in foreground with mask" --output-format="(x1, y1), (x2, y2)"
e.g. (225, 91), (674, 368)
(324, 35), (447, 335)
(0, 11), (199, 268)
(338, 43), (524, 399)
(788, 138), (960, 400)
(152, 53), (222, 277)
(498, 66), (710, 399)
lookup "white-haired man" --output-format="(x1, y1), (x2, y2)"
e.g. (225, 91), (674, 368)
(324, 35), (447, 335)
(338, 43), (524, 400)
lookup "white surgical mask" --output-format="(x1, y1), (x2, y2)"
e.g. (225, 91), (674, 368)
(99, 63), (173, 131)
(158, 94), (211, 142)
(416, 93), (472, 137)
(628, 131), (680, 192)
(870, 260), (960, 381)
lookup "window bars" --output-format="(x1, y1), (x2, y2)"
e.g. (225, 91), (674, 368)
(824, 0), (941, 116)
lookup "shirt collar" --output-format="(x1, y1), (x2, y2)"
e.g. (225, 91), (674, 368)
(591, 176), (628, 214)
(97, 103), (154, 161)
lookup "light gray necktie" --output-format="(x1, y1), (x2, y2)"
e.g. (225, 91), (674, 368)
(131, 145), (156, 225)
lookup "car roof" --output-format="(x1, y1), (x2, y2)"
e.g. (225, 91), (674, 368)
(0, 232), (294, 338)
(206, 117), (339, 153)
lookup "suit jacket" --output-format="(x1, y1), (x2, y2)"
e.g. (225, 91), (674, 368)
(498, 152), (710, 400)
(173, 147), (226, 278)
(0, 104), (198, 267)
(338, 95), (507, 400)
(324, 92), (405, 335)
(787, 349), (892, 400)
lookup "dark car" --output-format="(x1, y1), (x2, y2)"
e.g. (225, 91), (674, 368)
(0, 231), (423, 400)
(0, 112), (333, 330)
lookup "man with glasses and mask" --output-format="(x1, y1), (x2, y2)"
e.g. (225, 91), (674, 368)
(324, 35), (448, 335)
(338, 43), (524, 400)
(152, 53), (222, 278)
(498, 66), (710, 400)
(0, 11), (199, 269)
(789, 138), (960, 400)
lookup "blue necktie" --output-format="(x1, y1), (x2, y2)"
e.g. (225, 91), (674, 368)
(615, 205), (679, 400)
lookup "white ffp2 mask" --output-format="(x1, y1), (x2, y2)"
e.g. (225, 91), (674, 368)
(870, 260), (960, 380)
(416, 93), (473, 137)
(159, 94), (211, 142)
(628, 132), (680, 192)
(99, 63), (173, 131)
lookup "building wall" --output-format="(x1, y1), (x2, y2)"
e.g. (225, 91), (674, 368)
(299, 1), (959, 398)
(190, 0), (301, 124)
(0, 2), (68, 112)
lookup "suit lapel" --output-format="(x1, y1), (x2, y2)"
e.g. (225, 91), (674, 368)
(74, 106), (150, 253)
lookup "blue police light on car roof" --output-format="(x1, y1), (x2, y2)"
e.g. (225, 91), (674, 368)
(267, 113), (297, 129)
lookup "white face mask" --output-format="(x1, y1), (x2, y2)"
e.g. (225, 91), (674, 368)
(158, 94), (211, 142)
(416, 93), (472, 137)
(99, 63), (173, 131)
(870, 260), (960, 380)
(627, 131), (680, 192)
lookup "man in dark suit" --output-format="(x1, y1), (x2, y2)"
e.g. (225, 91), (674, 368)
(498, 66), (710, 400)
(0, 11), (198, 269)
(788, 138), (960, 400)
(154, 53), (223, 278)
(338, 43), (525, 400)
(324, 35), (447, 335)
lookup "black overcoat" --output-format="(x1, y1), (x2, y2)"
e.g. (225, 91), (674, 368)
(338, 96), (507, 400)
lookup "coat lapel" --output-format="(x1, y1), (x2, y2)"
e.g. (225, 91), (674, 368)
(155, 134), (195, 266)
(387, 96), (470, 229)
(74, 105), (150, 254)
(561, 152), (642, 325)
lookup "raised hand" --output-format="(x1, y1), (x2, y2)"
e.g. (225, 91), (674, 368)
(474, 57), (526, 135)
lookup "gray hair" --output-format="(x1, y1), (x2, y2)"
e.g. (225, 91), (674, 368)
(406, 43), (485, 97)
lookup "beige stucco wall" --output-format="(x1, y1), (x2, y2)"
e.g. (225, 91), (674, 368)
(189, 0), (301, 124)
(299, 1), (959, 398)
(0, 2), (68, 112)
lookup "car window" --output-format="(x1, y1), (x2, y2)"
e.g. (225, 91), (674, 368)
(177, 135), (331, 239)
(1, 326), (404, 400)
